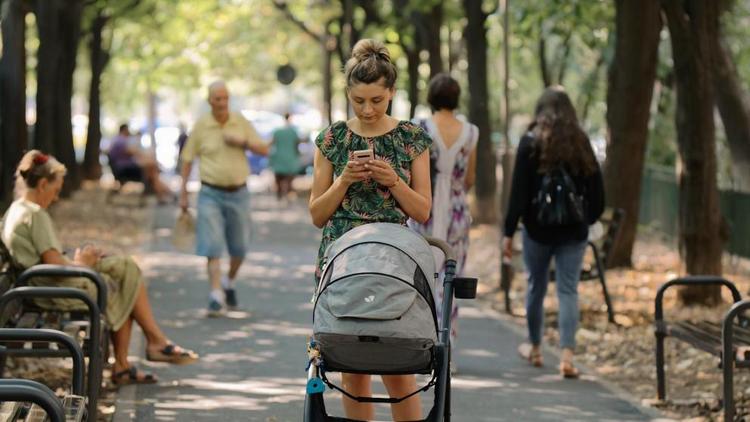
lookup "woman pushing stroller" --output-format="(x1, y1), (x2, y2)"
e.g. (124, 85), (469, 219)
(309, 38), (432, 421)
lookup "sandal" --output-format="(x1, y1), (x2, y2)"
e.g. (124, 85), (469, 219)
(560, 361), (580, 379)
(112, 366), (158, 386)
(146, 343), (199, 365)
(518, 343), (543, 367)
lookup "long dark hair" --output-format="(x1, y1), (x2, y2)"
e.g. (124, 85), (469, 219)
(528, 86), (597, 176)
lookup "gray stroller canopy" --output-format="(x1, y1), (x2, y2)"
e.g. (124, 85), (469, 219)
(321, 222), (437, 286)
(313, 223), (440, 374)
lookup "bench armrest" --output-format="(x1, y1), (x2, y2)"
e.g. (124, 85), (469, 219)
(0, 287), (103, 379)
(0, 379), (66, 422)
(723, 300), (750, 360)
(655, 276), (742, 322)
(18, 264), (108, 311)
(0, 328), (85, 395)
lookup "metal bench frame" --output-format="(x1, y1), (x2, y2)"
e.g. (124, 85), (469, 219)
(0, 265), (108, 420)
(655, 276), (748, 422)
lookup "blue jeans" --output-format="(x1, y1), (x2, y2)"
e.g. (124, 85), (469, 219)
(522, 229), (587, 349)
(196, 185), (251, 258)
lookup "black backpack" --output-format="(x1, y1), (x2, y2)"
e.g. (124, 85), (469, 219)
(532, 166), (585, 227)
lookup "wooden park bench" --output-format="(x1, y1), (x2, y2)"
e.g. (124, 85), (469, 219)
(502, 208), (625, 323)
(0, 329), (87, 421)
(655, 276), (750, 422)
(0, 239), (108, 420)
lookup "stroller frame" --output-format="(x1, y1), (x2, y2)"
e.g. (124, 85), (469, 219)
(304, 236), (471, 422)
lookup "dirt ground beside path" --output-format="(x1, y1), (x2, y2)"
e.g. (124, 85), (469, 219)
(466, 223), (750, 422)
(8, 183), (750, 421)
(4, 184), (154, 421)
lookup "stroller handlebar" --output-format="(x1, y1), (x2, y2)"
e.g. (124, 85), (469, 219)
(424, 236), (455, 263)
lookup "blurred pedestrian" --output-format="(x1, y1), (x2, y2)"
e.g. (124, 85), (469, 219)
(269, 113), (301, 200)
(309, 39), (431, 421)
(503, 86), (604, 379)
(408, 73), (478, 361)
(108, 123), (173, 203)
(175, 122), (188, 172)
(179, 81), (269, 317)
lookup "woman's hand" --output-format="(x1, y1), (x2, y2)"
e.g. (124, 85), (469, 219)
(364, 159), (400, 188)
(502, 237), (513, 260)
(340, 161), (370, 186)
(74, 244), (102, 267)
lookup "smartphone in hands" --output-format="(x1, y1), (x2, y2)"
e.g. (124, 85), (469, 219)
(352, 149), (374, 164)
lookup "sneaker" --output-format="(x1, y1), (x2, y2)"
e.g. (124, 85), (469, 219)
(224, 288), (238, 310)
(207, 297), (225, 317)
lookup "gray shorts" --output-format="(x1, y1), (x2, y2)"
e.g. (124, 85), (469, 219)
(195, 185), (250, 258)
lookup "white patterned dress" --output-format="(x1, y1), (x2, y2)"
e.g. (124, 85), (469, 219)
(408, 117), (478, 344)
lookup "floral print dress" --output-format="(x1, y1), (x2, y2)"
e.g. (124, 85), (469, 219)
(408, 117), (478, 344)
(314, 120), (432, 284)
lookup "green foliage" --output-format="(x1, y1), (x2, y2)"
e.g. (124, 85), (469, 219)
(503, 0), (613, 135)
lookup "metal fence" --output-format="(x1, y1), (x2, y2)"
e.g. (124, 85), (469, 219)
(639, 165), (750, 258)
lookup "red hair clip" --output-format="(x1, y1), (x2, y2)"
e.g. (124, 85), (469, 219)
(33, 154), (49, 165)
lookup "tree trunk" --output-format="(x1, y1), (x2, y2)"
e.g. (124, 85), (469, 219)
(556, 31), (572, 86)
(604, 0), (662, 268)
(662, 0), (723, 305)
(34, 0), (62, 156)
(0, 0), (28, 203)
(463, 0), (497, 223)
(405, 47), (420, 119)
(426, 1), (444, 78)
(82, 11), (110, 181)
(54, 0), (84, 193)
(578, 53), (606, 122)
(711, 30), (750, 191)
(537, 30), (551, 87)
(500, 0), (513, 217)
(323, 31), (334, 125)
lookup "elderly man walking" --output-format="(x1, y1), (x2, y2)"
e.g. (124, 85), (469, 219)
(179, 81), (269, 316)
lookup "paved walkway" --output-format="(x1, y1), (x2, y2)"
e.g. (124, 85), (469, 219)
(112, 188), (667, 421)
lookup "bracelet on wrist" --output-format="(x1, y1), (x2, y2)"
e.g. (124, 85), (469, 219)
(387, 177), (400, 189)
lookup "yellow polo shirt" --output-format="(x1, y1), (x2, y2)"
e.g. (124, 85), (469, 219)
(181, 111), (265, 186)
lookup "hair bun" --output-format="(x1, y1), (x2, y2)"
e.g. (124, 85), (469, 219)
(351, 39), (391, 63)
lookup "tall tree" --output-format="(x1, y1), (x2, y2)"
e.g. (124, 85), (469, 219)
(425, 1), (444, 78)
(34, 0), (61, 156)
(662, 0), (724, 305)
(81, 5), (111, 180)
(463, 0), (497, 223)
(0, 0), (28, 203)
(272, 0), (341, 124)
(711, 0), (750, 191)
(35, 0), (84, 194)
(604, 0), (662, 267)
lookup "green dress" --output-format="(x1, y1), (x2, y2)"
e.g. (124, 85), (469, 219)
(314, 120), (432, 283)
(269, 125), (300, 175)
(1, 199), (141, 331)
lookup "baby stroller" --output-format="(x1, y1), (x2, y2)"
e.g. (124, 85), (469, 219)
(304, 223), (478, 421)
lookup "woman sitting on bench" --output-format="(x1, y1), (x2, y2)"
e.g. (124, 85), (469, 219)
(1, 150), (199, 385)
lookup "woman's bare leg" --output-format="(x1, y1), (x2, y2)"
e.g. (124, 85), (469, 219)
(111, 316), (133, 373)
(342, 373), (375, 420)
(129, 282), (169, 351)
(382, 374), (422, 421)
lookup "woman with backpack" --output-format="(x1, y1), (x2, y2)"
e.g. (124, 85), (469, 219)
(409, 73), (478, 361)
(502, 86), (604, 378)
